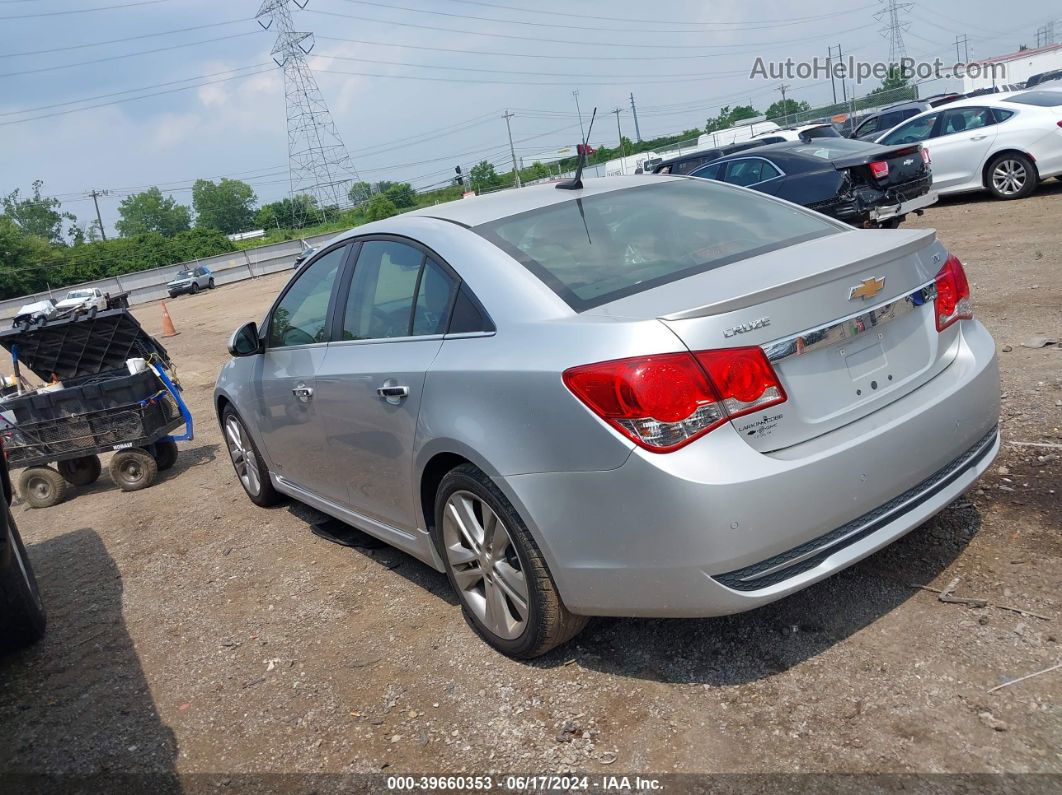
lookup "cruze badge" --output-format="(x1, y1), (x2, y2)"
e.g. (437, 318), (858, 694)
(723, 316), (771, 337)
(849, 276), (885, 301)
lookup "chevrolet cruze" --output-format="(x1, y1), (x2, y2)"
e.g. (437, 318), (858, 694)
(215, 175), (999, 658)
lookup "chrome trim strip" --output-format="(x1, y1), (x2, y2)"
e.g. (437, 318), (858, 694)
(761, 279), (936, 364)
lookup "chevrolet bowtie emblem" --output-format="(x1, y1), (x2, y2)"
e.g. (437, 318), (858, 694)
(849, 276), (885, 301)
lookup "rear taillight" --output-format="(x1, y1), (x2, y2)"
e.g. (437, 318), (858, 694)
(934, 254), (973, 332)
(869, 160), (890, 180)
(563, 347), (787, 452)
(920, 147), (931, 164)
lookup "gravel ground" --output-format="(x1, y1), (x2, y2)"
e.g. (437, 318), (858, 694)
(1, 182), (1060, 782)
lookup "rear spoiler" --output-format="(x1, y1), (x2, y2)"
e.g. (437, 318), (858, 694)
(830, 144), (923, 170)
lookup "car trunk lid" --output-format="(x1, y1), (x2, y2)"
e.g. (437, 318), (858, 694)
(831, 143), (929, 190)
(590, 228), (957, 452)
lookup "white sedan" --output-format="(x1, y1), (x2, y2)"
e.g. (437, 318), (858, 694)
(874, 88), (1062, 199)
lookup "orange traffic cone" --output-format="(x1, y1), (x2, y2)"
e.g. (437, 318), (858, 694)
(160, 301), (179, 337)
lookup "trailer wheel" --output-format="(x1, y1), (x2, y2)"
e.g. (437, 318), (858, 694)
(57, 455), (102, 486)
(151, 439), (179, 471)
(18, 467), (68, 509)
(109, 449), (158, 492)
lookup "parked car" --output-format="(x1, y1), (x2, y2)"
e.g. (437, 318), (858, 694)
(215, 175), (999, 657)
(874, 91), (1062, 199)
(0, 434), (47, 651)
(648, 141), (766, 175)
(167, 265), (215, 297)
(689, 138), (936, 228)
(55, 287), (108, 314)
(11, 299), (58, 330)
(292, 241), (317, 270)
(751, 123), (841, 143)
(1025, 69), (1062, 88)
(848, 95), (962, 141)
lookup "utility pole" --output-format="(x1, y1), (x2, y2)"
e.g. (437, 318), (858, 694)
(955, 34), (969, 63)
(837, 43), (848, 104)
(629, 92), (642, 142)
(611, 107), (624, 154)
(776, 84), (791, 124)
(502, 110), (522, 188)
(87, 189), (108, 241)
(572, 90), (585, 142)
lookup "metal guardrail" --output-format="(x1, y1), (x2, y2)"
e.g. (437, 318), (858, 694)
(0, 231), (339, 324)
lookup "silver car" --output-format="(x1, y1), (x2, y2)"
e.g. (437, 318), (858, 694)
(215, 176), (999, 658)
(167, 265), (215, 298)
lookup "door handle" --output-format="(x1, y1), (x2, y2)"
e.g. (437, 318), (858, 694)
(376, 385), (410, 399)
(970, 134), (988, 141)
(292, 384), (314, 400)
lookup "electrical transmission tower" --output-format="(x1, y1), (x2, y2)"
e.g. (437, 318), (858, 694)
(256, 0), (360, 224)
(875, 0), (912, 65)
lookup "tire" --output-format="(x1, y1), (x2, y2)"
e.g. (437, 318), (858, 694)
(986, 152), (1038, 200)
(433, 464), (587, 658)
(151, 439), (179, 471)
(190, 282), (199, 295)
(221, 406), (281, 507)
(0, 507), (46, 651)
(18, 467), (68, 509)
(108, 448), (157, 492)
(57, 455), (102, 486)
(208, 278), (215, 289)
(87, 306), (98, 320)
(168, 292), (178, 299)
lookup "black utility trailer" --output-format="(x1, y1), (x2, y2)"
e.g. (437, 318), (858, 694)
(0, 310), (193, 508)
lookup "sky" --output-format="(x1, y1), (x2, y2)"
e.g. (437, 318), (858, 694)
(0, 0), (1058, 236)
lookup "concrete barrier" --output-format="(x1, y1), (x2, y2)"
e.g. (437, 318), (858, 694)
(0, 232), (339, 324)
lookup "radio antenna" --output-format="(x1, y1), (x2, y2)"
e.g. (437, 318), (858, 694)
(557, 107), (597, 190)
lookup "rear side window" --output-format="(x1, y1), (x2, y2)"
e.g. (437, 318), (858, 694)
(992, 108), (1015, 123)
(941, 107), (993, 134)
(854, 115), (880, 136)
(475, 180), (838, 311)
(448, 285), (493, 334)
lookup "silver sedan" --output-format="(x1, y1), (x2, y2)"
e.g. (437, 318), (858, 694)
(215, 175), (999, 658)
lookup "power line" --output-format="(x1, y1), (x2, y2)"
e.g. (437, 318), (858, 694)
(0, 67), (275, 126)
(0, 63), (270, 118)
(0, 17), (250, 58)
(0, 0), (171, 19)
(0, 31), (259, 78)
(333, 0), (867, 34)
(312, 50), (753, 80)
(307, 8), (877, 50)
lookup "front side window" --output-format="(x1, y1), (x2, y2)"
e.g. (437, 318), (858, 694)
(477, 180), (839, 311)
(341, 241), (456, 341)
(267, 244), (347, 348)
(723, 159), (779, 187)
(691, 162), (724, 180)
(881, 113), (939, 145)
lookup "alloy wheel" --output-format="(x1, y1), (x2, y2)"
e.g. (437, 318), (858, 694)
(442, 490), (529, 640)
(225, 416), (261, 496)
(992, 159), (1027, 196)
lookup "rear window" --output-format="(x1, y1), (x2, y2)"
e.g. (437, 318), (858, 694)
(475, 180), (840, 311)
(1004, 91), (1062, 107)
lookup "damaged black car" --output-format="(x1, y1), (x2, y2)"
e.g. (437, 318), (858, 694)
(688, 138), (936, 228)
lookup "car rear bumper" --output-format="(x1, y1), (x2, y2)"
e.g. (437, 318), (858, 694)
(869, 190), (938, 221)
(501, 319), (999, 617)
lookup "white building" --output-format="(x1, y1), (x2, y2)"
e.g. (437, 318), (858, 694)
(963, 43), (1062, 92)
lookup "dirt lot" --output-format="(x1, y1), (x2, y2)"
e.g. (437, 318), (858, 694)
(1, 182), (1060, 784)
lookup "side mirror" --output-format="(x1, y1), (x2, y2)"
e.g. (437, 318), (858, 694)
(228, 322), (262, 357)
